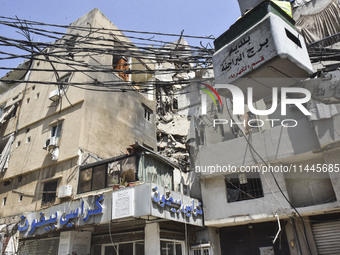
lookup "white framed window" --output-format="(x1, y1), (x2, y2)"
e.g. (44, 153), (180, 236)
(190, 243), (213, 255)
(93, 240), (144, 255)
(160, 239), (185, 255)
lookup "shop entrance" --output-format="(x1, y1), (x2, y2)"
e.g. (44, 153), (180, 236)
(219, 221), (290, 255)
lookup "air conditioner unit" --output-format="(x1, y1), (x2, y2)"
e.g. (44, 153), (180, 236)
(43, 136), (59, 150)
(58, 185), (72, 198)
(49, 89), (62, 101)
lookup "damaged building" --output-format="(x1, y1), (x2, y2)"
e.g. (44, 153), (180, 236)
(155, 38), (199, 171)
(0, 8), (204, 255)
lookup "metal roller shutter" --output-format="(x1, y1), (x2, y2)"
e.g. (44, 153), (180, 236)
(312, 220), (340, 255)
(18, 237), (59, 255)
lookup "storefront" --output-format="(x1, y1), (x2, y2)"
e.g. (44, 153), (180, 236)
(17, 183), (203, 255)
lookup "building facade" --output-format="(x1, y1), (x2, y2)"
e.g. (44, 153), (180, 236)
(0, 8), (204, 255)
(189, 1), (340, 255)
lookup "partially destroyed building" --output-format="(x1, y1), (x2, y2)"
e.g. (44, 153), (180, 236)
(0, 9), (204, 255)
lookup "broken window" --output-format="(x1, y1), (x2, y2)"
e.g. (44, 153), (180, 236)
(225, 173), (264, 202)
(51, 122), (62, 138)
(112, 55), (130, 81)
(42, 180), (58, 204)
(78, 155), (137, 194)
(0, 104), (17, 124)
(0, 135), (14, 173)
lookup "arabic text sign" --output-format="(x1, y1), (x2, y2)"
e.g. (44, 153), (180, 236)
(112, 188), (134, 219)
(18, 195), (105, 237)
(213, 20), (276, 83)
(151, 186), (203, 218)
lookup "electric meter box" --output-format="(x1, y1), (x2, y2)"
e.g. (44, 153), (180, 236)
(212, 0), (313, 99)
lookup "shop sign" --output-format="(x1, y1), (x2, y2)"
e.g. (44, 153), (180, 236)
(151, 186), (203, 218)
(18, 195), (104, 236)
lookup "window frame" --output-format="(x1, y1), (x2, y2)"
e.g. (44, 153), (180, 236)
(112, 55), (131, 82)
(58, 74), (71, 90)
(77, 154), (138, 194)
(93, 240), (144, 255)
(51, 122), (63, 138)
(190, 243), (212, 255)
(225, 172), (264, 203)
(41, 179), (58, 205)
(142, 104), (153, 122)
(160, 239), (185, 255)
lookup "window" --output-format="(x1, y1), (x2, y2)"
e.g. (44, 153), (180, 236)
(78, 155), (137, 194)
(16, 141), (20, 147)
(19, 194), (23, 202)
(191, 244), (212, 255)
(26, 136), (31, 143)
(161, 240), (184, 255)
(26, 128), (30, 133)
(78, 164), (110, 193)
(143, 105), (152, 122)
(225, 173), (264, 202)
(51, 122), (62, 138)
(26, 98), (30, 104)
(93, 241), (144, 255)
(7, 105), (18, 119)
(173, 98), (178, 110)
(42, 180), (58, 204)
(32, 85), (36, 90)
(193, 249), (210, 255)
(35, 92), (40, 99)
(58, 75), (70, 90)
(112, 55), (130, 81)
(2, 197), (6, 206)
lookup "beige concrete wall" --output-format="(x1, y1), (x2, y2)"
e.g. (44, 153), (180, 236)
(0, 8), (157, 221)
(0, 157), (78, 218)
(3, 101), (83, 179)
(79, 83), (156, 159)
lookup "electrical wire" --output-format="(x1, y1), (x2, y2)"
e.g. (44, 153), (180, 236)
(224, 98), (313, 255)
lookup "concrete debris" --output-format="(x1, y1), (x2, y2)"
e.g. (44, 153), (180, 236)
(157, 115), (190, 137)
(155, 39), (214, 170)
(160, 112), (174, 123)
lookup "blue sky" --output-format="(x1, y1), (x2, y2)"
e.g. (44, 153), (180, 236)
(0, 0), (241, 77)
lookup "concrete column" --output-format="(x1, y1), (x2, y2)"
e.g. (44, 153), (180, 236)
(208, 227), (221, 255)
(294, 217), (318, 255)
(145, 222), (160, 255)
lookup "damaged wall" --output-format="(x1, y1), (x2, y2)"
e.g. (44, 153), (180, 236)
(155, 38), (196, 171)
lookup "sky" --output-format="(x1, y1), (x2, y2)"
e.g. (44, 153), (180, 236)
(0, 0), (241, 77)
